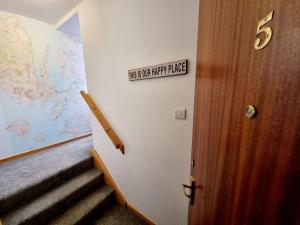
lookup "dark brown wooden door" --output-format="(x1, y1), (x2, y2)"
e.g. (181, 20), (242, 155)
(189, 0), (300, 225)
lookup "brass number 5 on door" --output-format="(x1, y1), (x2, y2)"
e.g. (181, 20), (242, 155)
(254, 10), (274, 50)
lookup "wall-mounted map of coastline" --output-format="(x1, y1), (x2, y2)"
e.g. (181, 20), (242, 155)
(0, 11), (91, 158)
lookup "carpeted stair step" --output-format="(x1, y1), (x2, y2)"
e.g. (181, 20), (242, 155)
(2, 168), (103, 225)
(92, 203), (148, 225)
(48, 185), (114, 225)
(0, 136), (93, 215)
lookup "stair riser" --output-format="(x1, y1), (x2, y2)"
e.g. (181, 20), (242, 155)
(77, 192), (115, 225)
(18, 173), (103, 225)
(0, 157), (93, 215)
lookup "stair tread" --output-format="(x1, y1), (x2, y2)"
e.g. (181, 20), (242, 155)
(48, 185), (114, 225)
(0, 136), (93, 203)
(92, 203), (148, 225)
(2, 168), (103, 225)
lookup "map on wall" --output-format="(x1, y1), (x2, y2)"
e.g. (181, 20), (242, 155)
(0, 11), (91, 158)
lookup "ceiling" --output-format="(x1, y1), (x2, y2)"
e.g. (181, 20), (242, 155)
(0, 0), (82, 24)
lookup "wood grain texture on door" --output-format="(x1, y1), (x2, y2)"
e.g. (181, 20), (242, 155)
(189, 0), (300, 224)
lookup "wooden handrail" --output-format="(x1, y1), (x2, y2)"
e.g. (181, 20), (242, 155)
(80, 91), (125, 154)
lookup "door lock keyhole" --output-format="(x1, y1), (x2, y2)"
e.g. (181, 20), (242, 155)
(245, 105), (257, 119)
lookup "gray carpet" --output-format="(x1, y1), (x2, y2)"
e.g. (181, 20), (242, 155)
(49, 186), (114, 225)
(93, 204), (148, 225)
(2, 169), (103, 225)
(0, 136), (148, 225)
(0, 136), (94, 215)
(0, 136), (93, 202)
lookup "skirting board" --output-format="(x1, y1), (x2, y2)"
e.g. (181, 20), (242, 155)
(90, 148), (156, 225)
(127, 204), (156, 225)
(0, 133), (92, 164)
(90, 148), (127, 206)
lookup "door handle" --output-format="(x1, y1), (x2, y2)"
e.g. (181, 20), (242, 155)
(182, 176), (196, 205)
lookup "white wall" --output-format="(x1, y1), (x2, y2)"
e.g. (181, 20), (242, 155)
(77, 0), (199, 224)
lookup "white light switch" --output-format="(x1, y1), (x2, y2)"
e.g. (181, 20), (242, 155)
(174, 108), (187, 120)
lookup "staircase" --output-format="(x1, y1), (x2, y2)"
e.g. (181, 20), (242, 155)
(0, 136), (146, 225)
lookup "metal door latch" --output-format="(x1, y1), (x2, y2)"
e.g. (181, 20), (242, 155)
(182, 176), (196, 205)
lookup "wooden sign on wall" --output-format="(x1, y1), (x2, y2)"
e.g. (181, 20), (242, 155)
(128, 59), (188, 81)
